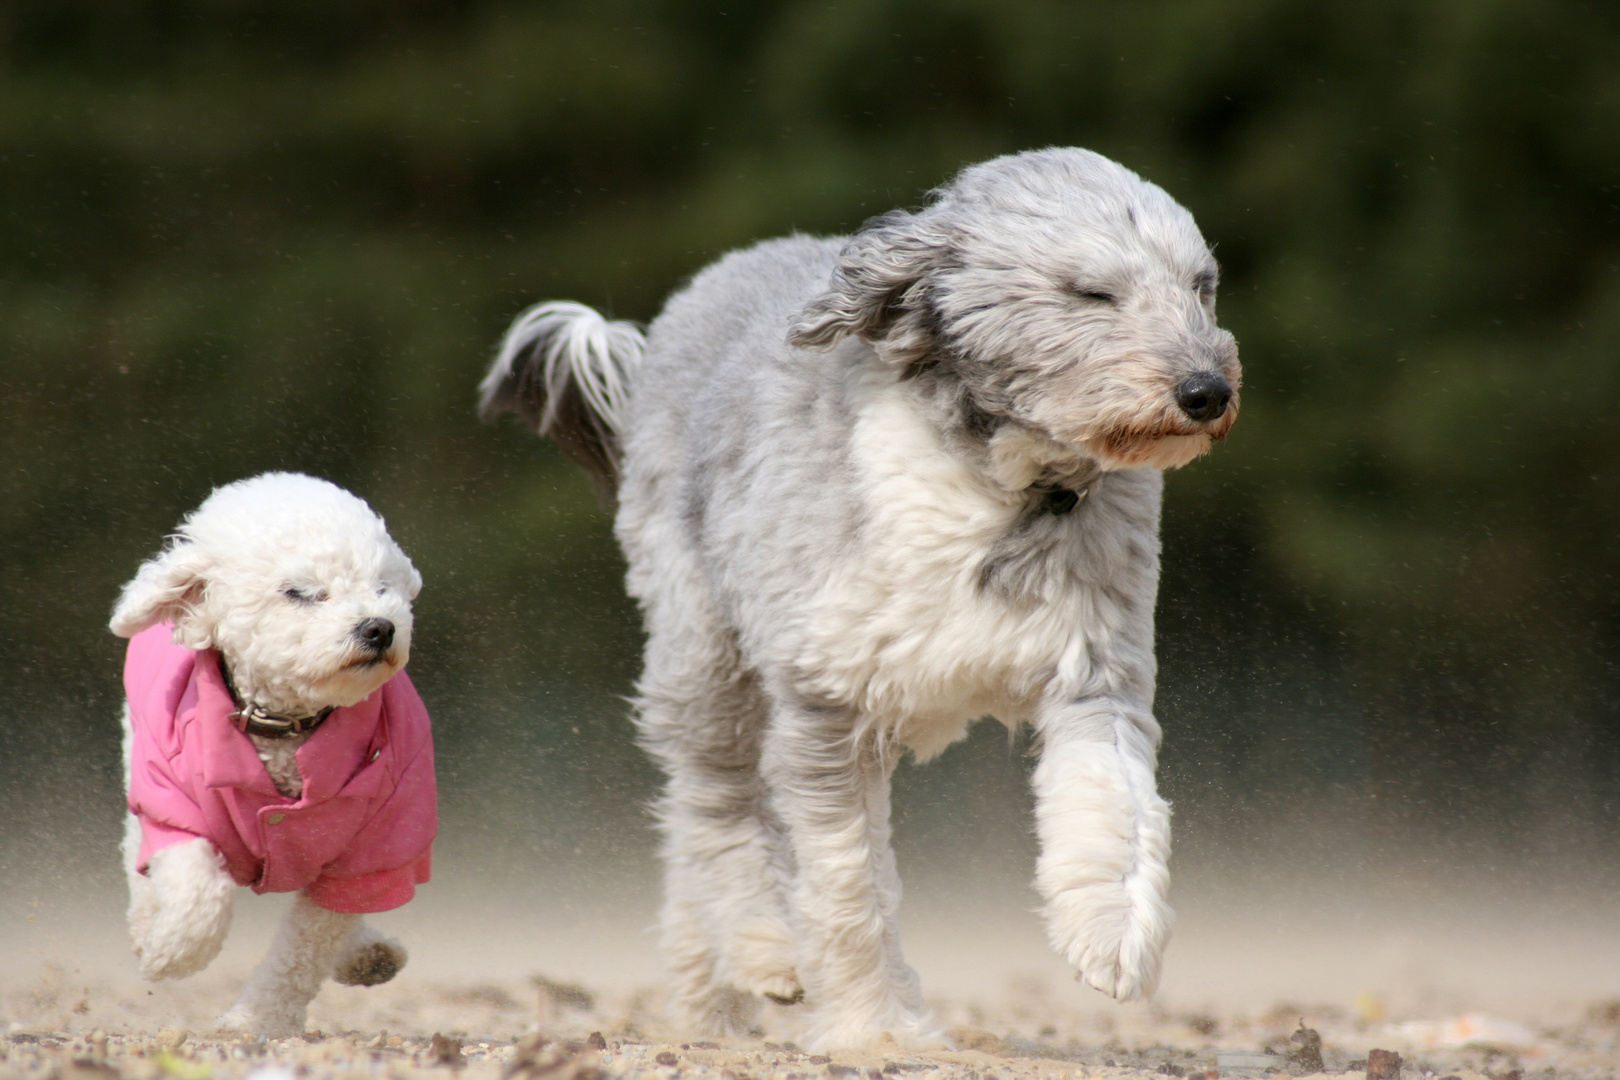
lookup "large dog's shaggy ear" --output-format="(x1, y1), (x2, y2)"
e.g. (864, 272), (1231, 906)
(788, 210), (953, 366)
(109, 539), (213, 646)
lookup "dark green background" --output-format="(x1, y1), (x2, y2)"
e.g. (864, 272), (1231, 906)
(3, 0), (1618, 893)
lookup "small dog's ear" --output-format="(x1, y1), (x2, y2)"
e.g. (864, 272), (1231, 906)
(788, 210), (953, 366)
(407, 565), (423, 601)
(110, 539), (213, 645)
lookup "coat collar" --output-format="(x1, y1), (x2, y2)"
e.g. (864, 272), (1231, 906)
(182, 647), (390, 804)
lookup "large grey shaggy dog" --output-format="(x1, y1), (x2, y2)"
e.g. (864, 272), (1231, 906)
(481, 147), (1240, 1049)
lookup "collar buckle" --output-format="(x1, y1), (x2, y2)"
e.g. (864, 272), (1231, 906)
(229, 704), (334, 739)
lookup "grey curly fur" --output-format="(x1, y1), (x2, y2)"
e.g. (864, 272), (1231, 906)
(485, 146), (1241, 1049)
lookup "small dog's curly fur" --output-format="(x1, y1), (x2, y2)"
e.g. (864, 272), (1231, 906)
(482, 147), (1241, 1049)
(111, 472), (433, 1037)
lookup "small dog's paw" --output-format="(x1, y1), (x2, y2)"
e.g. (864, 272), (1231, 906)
(217, 1003), (305, 1039)
(215, 1005), (252, 1033)
(333, 939), (407, 987)
(134, 917), (229, 980)
(125, 885), (160, 948)
(135, 837), (235, 980)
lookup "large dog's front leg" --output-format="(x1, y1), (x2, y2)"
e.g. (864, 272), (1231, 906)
(1032, 698), (1173, 1001)
(218, 891), (358, 1037)
(761, 704), (939, 1051)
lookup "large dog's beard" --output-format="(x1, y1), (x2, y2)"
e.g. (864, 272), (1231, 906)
(963, 374), (1239, 478)
(1085, 396), (1239, 470)
(944, 338), (1234, 462)
(1091, 432), (1214, 471)
(1014, 362), (1241, 473)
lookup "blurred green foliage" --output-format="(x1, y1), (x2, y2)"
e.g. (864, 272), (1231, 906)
(2, 0), (1618, 859)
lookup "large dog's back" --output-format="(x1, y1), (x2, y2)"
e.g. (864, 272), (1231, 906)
(618, 236), (878, 629)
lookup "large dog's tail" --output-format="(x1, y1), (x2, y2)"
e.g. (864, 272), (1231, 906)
(479, 300), (645, 504)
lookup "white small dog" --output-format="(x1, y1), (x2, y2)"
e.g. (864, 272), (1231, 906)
(110, 472), (435, 1037)
(482, 147), (1240, 1049)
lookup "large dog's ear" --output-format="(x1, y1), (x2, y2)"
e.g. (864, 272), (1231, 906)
(110, 539), (214, 646)
(788, 209), (953, 366)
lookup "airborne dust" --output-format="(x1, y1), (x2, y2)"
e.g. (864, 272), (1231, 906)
(5, 716), (1620, 1080)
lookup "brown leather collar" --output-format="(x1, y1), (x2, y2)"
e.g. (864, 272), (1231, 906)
(229, 703), (335, 739)
(220, 661), (334, 739)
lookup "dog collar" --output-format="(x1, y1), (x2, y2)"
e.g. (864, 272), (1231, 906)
(229, 703), (336, 739)
(1031, 469), (1100, 516)
(220, 661), (335, 739)
(1040, 486), (1085, 515)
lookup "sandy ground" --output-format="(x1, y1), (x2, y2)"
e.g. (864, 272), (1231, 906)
(7, 969), (1620, 1080)
(7, 877), (1620, 1080)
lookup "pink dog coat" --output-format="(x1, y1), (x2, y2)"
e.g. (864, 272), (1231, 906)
(124, 623), (437, 914)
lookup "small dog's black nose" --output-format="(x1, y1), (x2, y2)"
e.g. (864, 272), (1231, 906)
(1176, 372), (1233, 422)
(355, 617), (395, 652)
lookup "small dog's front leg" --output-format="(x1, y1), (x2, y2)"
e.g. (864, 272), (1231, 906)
(218, 891), (358, 1037)
(129, 834), (236, 981)
(1032, 698), (1173, 1001)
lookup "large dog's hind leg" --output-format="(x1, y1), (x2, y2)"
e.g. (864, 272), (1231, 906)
(1032, 698), (1173, 1001)
(639, 635), (801, 1034)
(761, 703), (941, 1051)
(218, 891), (358, 1037)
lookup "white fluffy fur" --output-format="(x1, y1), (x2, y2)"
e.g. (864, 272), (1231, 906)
(484, 148), (1239, 1049)
(111, 472), (421, 1036)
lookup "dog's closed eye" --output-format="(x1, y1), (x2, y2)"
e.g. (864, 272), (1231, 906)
(282, 585), (329, 604)
(1192, 270), (1218, 305)
(1066, 283), (1119, 306)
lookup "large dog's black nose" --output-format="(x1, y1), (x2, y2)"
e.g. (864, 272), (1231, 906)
(355, 617), (395, 653)
(1176, 372), (1233, 422)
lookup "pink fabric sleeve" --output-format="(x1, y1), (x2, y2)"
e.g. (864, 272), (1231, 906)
(306, 849), (432, 914)
(136, 818), (206, 874)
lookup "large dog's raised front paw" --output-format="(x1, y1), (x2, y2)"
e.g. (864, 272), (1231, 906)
(1031, 728), (1175, 1001)
(1042, 878), (1173, 1001)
